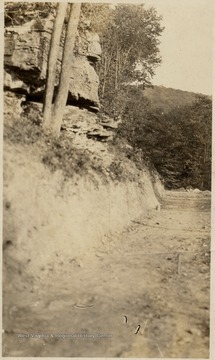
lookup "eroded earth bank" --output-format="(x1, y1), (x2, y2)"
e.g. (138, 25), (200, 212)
(3, 180), (210, 357)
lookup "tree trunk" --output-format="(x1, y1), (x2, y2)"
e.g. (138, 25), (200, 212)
(50, 3), (81, 137)
(115, 45), (118, 91)
(43, 3), (68, 132)
(101, 56), (107, 98)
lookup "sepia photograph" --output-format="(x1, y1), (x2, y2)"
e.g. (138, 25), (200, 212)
(2, 0), (213, 357)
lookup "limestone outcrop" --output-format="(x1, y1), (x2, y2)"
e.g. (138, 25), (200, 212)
(22, 102), (120, 142)
(4, 17), (101, 110)
(4, 15), (122, 142)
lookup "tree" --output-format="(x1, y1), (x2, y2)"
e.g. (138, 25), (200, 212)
(97, 4), (164, 115)
(50, 3), (81, 137)
(183, 95), (212, 189)
(42, 3), (81, 137)
(43, 3), (67, 132)
(43, 3), (110, 136)
(117, 87), (212, 190)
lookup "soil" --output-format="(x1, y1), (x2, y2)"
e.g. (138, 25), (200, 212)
(3, 189), (211, 357)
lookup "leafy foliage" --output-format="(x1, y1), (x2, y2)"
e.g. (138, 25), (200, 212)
(97, 4), (164, 116)
(117, 87), (212, 190)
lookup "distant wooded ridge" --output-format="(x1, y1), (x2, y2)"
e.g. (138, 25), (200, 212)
(143, 85), (211, 113)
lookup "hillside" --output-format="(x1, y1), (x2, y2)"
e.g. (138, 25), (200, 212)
(3, 6), (211, 358)
(143, 85), (204, 113)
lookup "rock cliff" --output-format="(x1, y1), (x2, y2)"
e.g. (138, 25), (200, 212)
(4, 16), (121, 141)
(4, 17), (101, 110)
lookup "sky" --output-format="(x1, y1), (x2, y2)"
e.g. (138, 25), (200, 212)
(141, 0), (213, 95)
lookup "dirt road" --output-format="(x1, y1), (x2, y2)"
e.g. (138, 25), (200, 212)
(3, 190), (211, 357)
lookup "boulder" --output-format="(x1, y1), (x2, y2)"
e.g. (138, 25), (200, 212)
(4, 17), (101, 110)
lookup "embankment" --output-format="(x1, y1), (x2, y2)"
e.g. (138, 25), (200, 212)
(3, 142), (163, 288)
